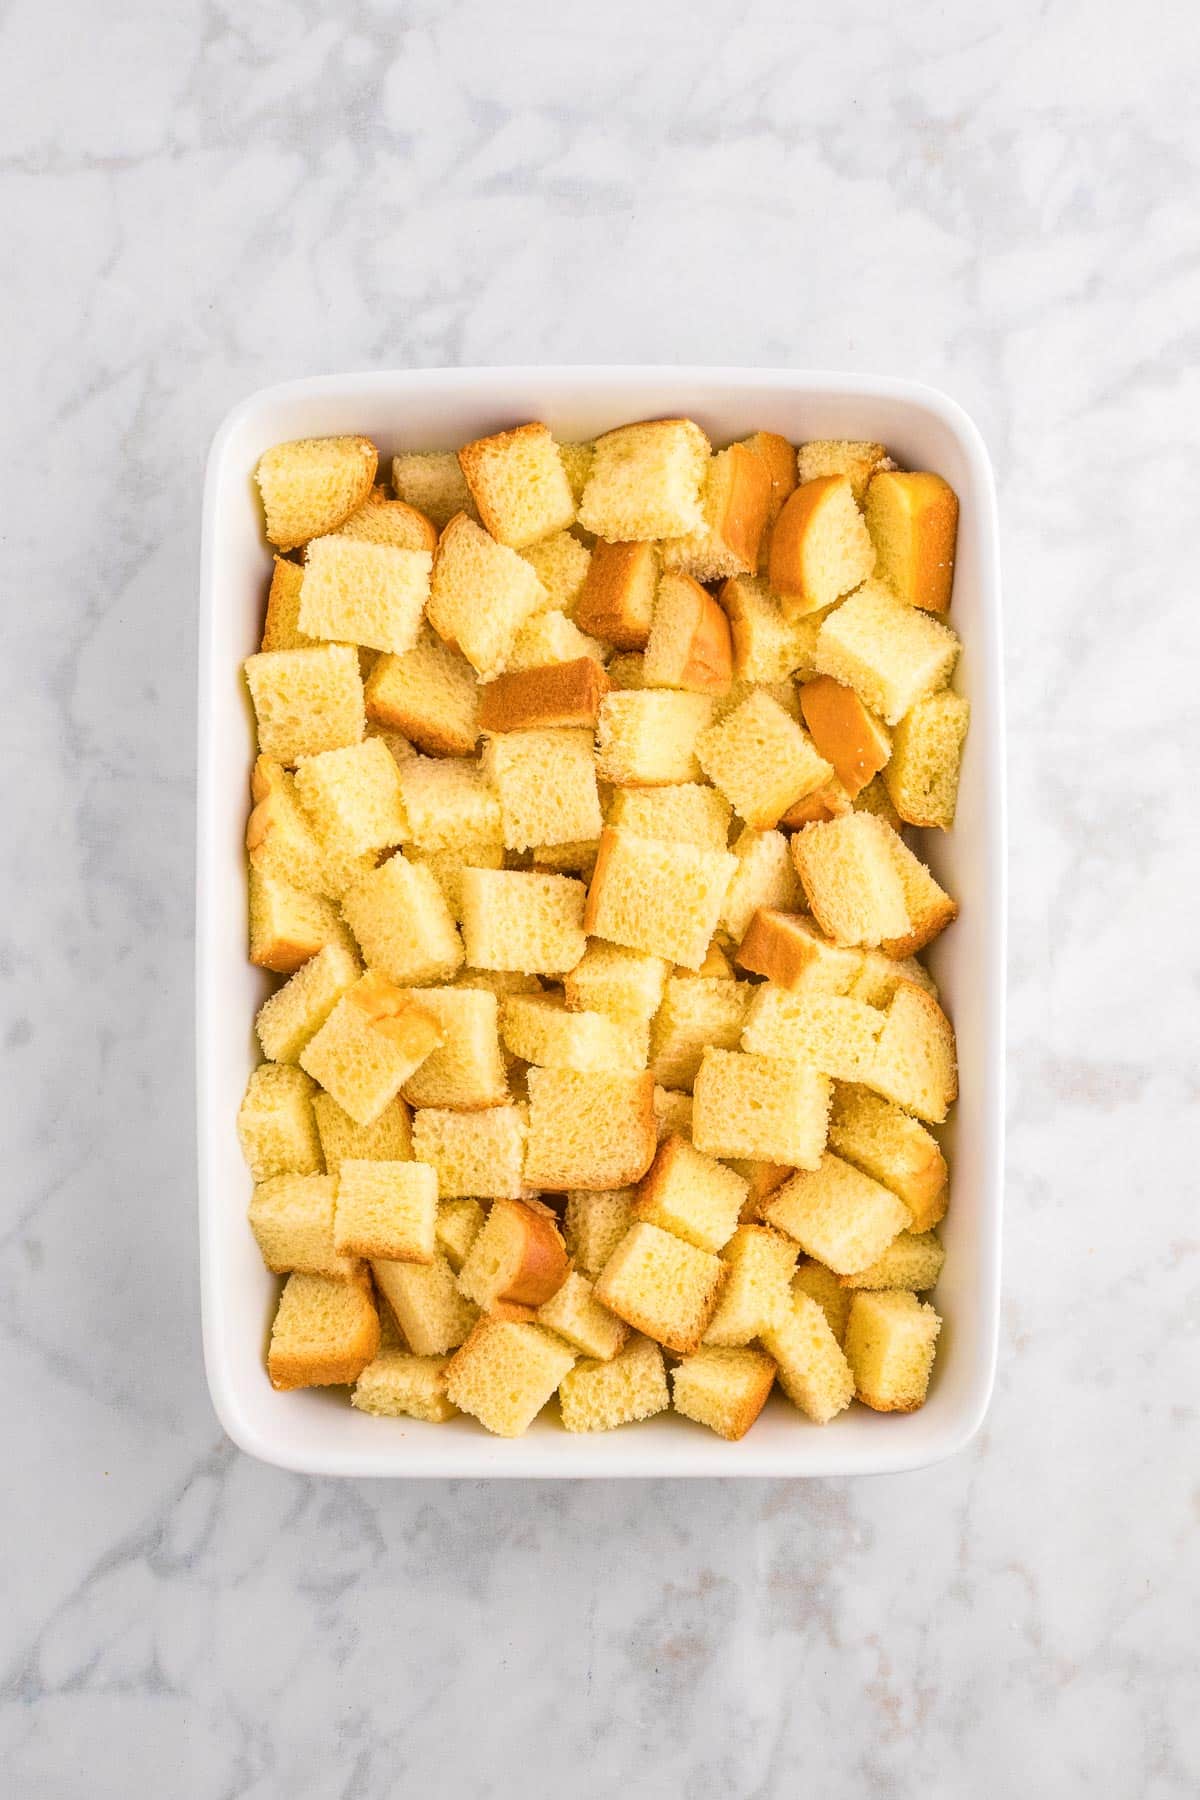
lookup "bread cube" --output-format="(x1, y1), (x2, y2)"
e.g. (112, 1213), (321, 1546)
(411, 1103), (528, 1199)
(247, 757), (376, 900)
(256, 435), (377, 551)
(237, 1062), (323, 1181)
(671, 1345), (776, 1440)
(839, 1229), (944, 1293)
(844, 1289), (941, 1411)
(248, 1173), (358, 1279)
(873, 825), (959, 957)
(813, 579), (959, 725)
(633, 1135), (746, 1253)
(351, 1349), (457, 1421)
(563, 1188), (636, 1277)
(720, 575), (825, 683)
(642, 572), (734, 695)
(769, 475), (875, 616)
(457, 421), (576, 548)
(482, 728), (602, 852)
(884, 689), (969, 829)
(298, 535), (431, 655)
(734, 908), (862, 994)
(563, 940), (670, 1030)
(409, 841), (506, 922)
(760, 1291), (854, 1423)
(737, 430), (797, 532)
(428, 514), (547, 679)
(300, 973), (443, 1127)
(660, 442), (773, 583)
(653, 1087), (694, 1143)
(244, 644), (365, 766)
(505, 608), (606, 673)
(332, 1159), (437, 1262)
(372, 1253), (478, 1355)
(267, 1270), (380, 1390)
(703, 1225), (797, 1347)
(795, 439), (888, 503)
(792, 1259), (853, 1345)
(649, 975), (752, 1091)
(435, 1198), (486, 1272)
(865, 470), (959, 614)
(478, 658), (609, 733)
(293, 738), (409, 856)
(537, 1271), (628, 1360)
(827, 1084), (947, 1231)
(341, 854), (464, 985)
(791, 813), (911, 947)
(255, 941), (361, 1064)
(501, 993), (643, 1073)
(312, 1091), (413, 1176)
(456, 1197), (569, 1312)
(391, 450), (477, 529)
(593, 1221), (725, 1354)
(719, 827), (800, 942)
(584, 828), (737, 971)
(339, 489), (439, 552)
(578, 419), (710, 541)
(574, 539), (659, 648)
(607, 782), (731, 852)
(763, 1153), (910, 1275)
(389, 755), (500, 855)
(445, 1319), (575, 1437)
(397, 986), (508, 1110)
(595, 690), (714, 786)
(864, 983), (957, 1123)
(696, 688), (831, 829)
(799, 676), (892, 800)
(520, 530), (592, 615)
(558, 1333), (669, 1432)
(460, 869), (587, 975)
(741, 986), (883, 1082)
(261, 556), (316, 652)
(524, 1067), (657, 1191)
(364, 627), (480, 757)
(249, 869), (356, 975)
(692, 1048), (831, 1170)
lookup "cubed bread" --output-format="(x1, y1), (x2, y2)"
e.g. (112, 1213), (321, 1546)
(696, 689), (832, 828)
(524, 1067), (657, 1191)
(397, 986), (508, 1110)
(649, 975), (753, 1090)
(563, 941), (670, 1030)
(341, 854), (464, 985)
(456, 421), (576, 547)
(692, 1048), (831, 1169)
(411, 1104), (528, 1199)
(741, 986), (884, 1082)
(460, 868), (587, 975)
(267, 1270), (380, 1389)
(428, 514), (547, 679)
(391, 450), (477, 529)
(763, 1153), (910, 1275)
(827, 1084), (948, 1231)
(478, 658), (609, 732)
(294, 738), (409, 855)
(333, 1159), (438, 1261)
(573, 540), (659, 648)
(372, 1253), (478, 1355)
(790, 813), (911, 947)
(813, 579), (959, 725)
(652, 1086), (694, 1142)
(563, 1187), (636, 1277)
(435, 1198), (486, 1272)
(261, 556), (316, 651)
(584, 828), (737, 971)
(249, 1173), (358, 1278)
(734, 909), (862, 994)
(792, 1259), (853, 1345)
(607, 782), (732, 851)
(298, 535), (431, 655)
(769, 475), (875, 616)
(738, 430), (797, 528)
(720, 827), (802, 942)
(249, 869), (357, 974)
(339, 489), (439, 553)
(505, 608), (606, 673)
(759, 1291), (854, 1423)
(703, 1224), (797, 1347)
(312, 1091), (414, 1176)
(237, 1063), (323, 1180)
(864, 984), (957, 1123)
(457, 1198), (570, 1309)
(595, 689), (714, 786)
(720, 575), (826, 682)
(247, 757), (375, 900)
(520, 530), (592, 615)
(256, 435), (377, 550)
(838, 1229), (944, 1292)
(593, 1222), (725, 1354)
(558, 1333), (669, 1432)
(578, 419), (710, 541)
(482, 728), (602, 852)
(300, 973), (443, 1126)
(256, 941), (361, 1064)
(445, 1319), (575, 1437)
(872, 824), (959, 957)
(865, 470), (959, 614)
(844, 1289), (941, 1411)
(671, 1345), (776, 1440)
(799, 676), (892, 799)
(795, 439), (889, 503)
(633, 1135), (746, 1253)
(660, 442), (773, 582)
(536, 1270), (628, 1360)
(884, 689), (970, 829)
(244, 644), (365, 765)
(642, 571), (734, 695)
(351, 1349), (458, 1421)
(394, 755), (501, 853)
(364, 627), (480, 757)
(501, 993), (643, 1073)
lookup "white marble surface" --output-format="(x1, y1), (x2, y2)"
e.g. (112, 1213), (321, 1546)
(1, 0), (1198, 1792)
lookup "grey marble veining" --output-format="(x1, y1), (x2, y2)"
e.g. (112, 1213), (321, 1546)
(1, 0), (1197, 1793)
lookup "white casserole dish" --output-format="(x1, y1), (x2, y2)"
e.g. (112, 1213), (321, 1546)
(197, 367), (1004, 1477)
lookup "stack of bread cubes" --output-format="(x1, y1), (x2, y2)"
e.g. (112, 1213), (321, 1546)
(237, 415), (967, 1442)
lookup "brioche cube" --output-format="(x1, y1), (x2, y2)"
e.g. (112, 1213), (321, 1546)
(373, 1253), (478, 1355)
(391, 755), (501, 855)
(865, 470), (959, 614)
(799, 676), (892, 800)
(584, 828), (737, 971)
(506, 608), (606, 674)
(633, 1135), (746, 1252)
(607, 782), (731, 852)
(445, 1319), (575, 1437)
(703, 1225), (797, 1347)
(563, 940), (670, 1030)
(237, 1063), (323, 1180)
(435, 1198), (486, 1273)
(482, 728), (602, 852)
(520, 530), (592, 615)
(501, 993), (643, 1073)
(255, 941), (361, 1064)
(741, 986), (883, 1082)
(839, 1229), (944, 1293)
(792, 1259), (853, 1345)
(642, 572), (733, 695)
(844, 1289), (941, 1411)
(391, 450), (477, 529)
(398, 986), (508, 1110)
(827, 1084), (948, 1231)
(649, 974), (752, 1090)
(653, 1087), (694, 1143)
(813, 579), (959, 725)
(457, 1197), (569, 1311)
(769, 475), (875, 616)
(460, 868), (587, 975)
(884, 689), (970, 829)
(563, 1188), (636, 1278)
(721, 575), (825, 683)
(795, 439), (889, 503)
(596, 689), (714, 786)
(351, 1349), (457, 1421)
(244, 644), (365, 766)
(256, 435), (377, 551)
(411, 1103), (528, 1199)
(660, 442), (772, 583)
(261, 556), (316, 651)
(342, 854), (464, 985)
(865, 983), (958, 1123)
(409, 840), (506, 922)
(874, 825), (959, 957)
(479, 658), (608, 733)
(249, 869), (356, 975)
(574, 539), (658, 648)
(524, 1067), (657, 1190)
(848, 949), (937, 1008)
(760, 1291), (854, 1423)
(791, 813), (910, 948)
(558, 1332), (669, 1431)
(298, 535), (430, 655)
(738, 430), (797, 525)
(696, 688), (831, 830)
(720, 828), (801, 943)
(593, 1222), (724, 1354)
(312, 1091), (413, 1176)
(537, 1271), (628, 1360)
(300, 974), (443, 1126)
(246, 757), (376, 901)
(293, 738), (408, 856)
(428, 514), (547, 679)
(267, 1270), (379, 1390)
(693, 1048), (831, 1170)
(734, 909), (861, 995)
(333, 1159), (437, 1261)
(364, 627), (480, 757)
(248, 1173), (358, 1279)
(763, 1153), (909, 1275)
(457, 422), (576, 548)
(578, 418), (710, 542)
(340, 488), (439, 552)
(672, 1345), (776, 1440)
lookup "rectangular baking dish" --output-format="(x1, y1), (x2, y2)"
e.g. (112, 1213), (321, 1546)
(197, 367), (1005, 1477)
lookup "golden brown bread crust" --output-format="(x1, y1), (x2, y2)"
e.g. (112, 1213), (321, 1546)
(865, 471), (958, 614)
(574, 540), (657, 648)
(742, 432), (797, 523)
(477, 657), (610, 732)
(735, 908), (825, 990)
(778, 777), (853, 828)
(651, 573), (734, 694)
(799, 677), (891, 798)
(711, 443), (773, 573)
(582, 826), (618, 937)
(489, 1199), (571, 1306)
(880, 900), (959, 960)
(267, 1270), (380, 1390)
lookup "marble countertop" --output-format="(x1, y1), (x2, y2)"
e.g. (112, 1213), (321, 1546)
(2, 1), (1197, 1793)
